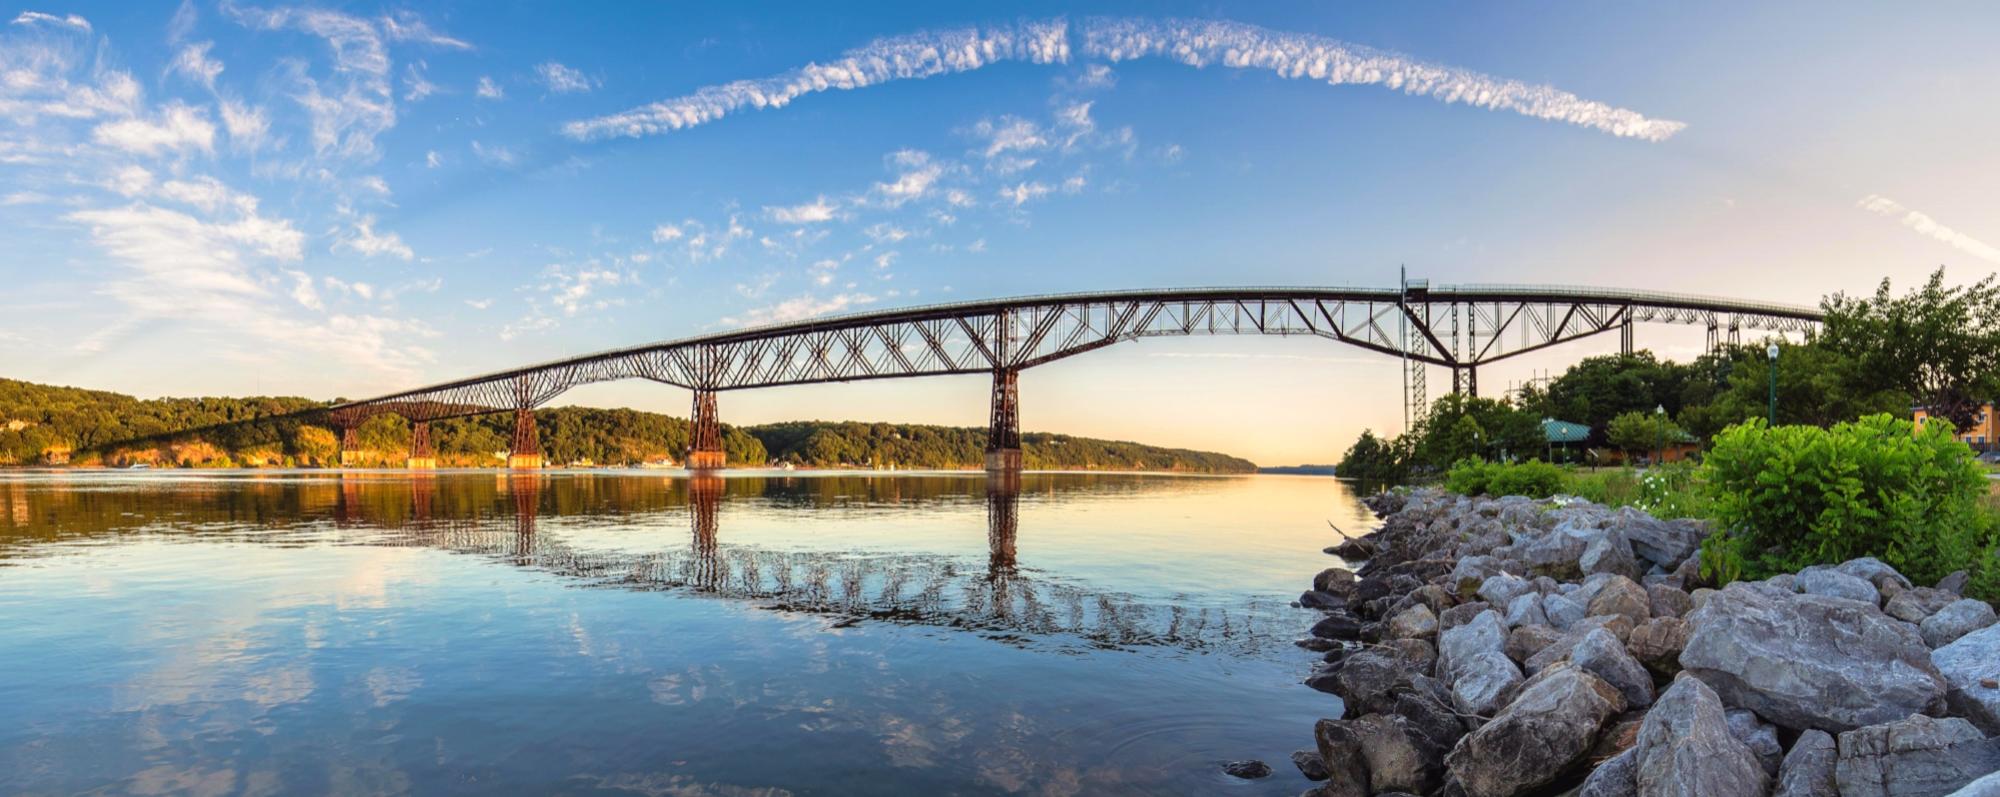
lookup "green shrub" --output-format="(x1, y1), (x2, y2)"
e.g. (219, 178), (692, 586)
(1565, 467), (1643, 507)
(1445, 458), (1565, 499)
(1698, 414), (1997, 592)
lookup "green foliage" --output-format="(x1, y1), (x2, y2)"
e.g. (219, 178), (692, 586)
(1337, 429), (1410, 483)
(1519, 351), (1721, 432)
(1821, 267), (2000, 430)
(1563, 468), (1644, 507)
(1408, 394), (1543, 468)
(745, 421), (1256, 472)
(1443, 458), (1566, 499)
(1715, 341), (1911, 429)
(1606, 410), (1685, 456)
(1698, 414), (1997, 590)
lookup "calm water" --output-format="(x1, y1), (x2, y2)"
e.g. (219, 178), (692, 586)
(0, 470), (1375, 796)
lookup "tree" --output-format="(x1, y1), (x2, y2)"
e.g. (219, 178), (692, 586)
(1713, 340), (1910, 428)
(1337, 430), (1409, 483)
(294, 425), (338, 466)
(1820, 268), (2000, 429)
(1606, 410), (1684, 457)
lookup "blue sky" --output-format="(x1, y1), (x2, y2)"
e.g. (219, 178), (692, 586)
(2, 2), (1997, 464)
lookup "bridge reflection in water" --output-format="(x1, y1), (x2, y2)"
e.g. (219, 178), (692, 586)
(1, 472), (1292, 654)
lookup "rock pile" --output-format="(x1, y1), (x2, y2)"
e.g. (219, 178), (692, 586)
(1294, 489), (2000, 797)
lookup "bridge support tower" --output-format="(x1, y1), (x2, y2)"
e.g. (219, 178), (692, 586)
(686, 389), (726, 470)
(985, 368), (1022, 474)
(508, 408), (543, 469)
(338, 421), (362, 468)
(407, 420), (437, 470)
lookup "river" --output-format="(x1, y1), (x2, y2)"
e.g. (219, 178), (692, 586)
(0, 470), (1375, 795)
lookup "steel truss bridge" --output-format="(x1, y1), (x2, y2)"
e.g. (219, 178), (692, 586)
(326, 283), (1822, 469)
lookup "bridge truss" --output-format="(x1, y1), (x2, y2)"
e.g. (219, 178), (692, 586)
(326, 284), (1822, 468)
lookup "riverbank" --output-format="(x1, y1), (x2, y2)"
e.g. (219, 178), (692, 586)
(1285, 488), (2000, 796)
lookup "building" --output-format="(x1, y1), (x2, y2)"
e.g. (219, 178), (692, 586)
(1914, 403), (1998, 451)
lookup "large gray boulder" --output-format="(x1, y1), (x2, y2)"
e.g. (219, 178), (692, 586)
(1646, 583), (1693, 619)
(1448, 651), (1523, 719)
(1833, 714), (2000, 797)
(1633, 674), (1770, 797)
(1922, 599), (1997, 649)
(1626, 616), (1690, 678)
(1586, 575), (1653, 628)
(1332, 649), (1415, 718)
(1725, 708), (1783, 777)
(1444, 663), (1625, 797)
(1576, 747), (1638, 797)
(1503, 592), (1547, 628)
(1886, 586), (1961, 625)
(1347, 713), (1440, 795)
(1515, 521), (1596, 578)
(1581, 528), (1642, 580)
(1836, 557), (1913, 592)
(1932, 622), (2000, 735)
(1680, 583), (1947, 732)
(1387, 603), (1439, 641)
(1945, 771), (2000, 797)
(1571, 627), (1656, 708)
(1313, 719), (1370, 797)
(1773, 729), (1838, 797)
(1543, 592), (1587, 630)
(1609, 507), (1706, 569)
(1477, 574), (1535, 608)
(1796, 566), (1880, 605)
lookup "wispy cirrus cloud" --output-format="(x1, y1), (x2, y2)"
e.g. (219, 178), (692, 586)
(722, 292), (877, 327)
(563, 20), (1070, 140)
(535, 61), (594, 94)
(10, 11), (90, 32)
(564, 17), (1682, 144)
(1858, 195), (2000, 264)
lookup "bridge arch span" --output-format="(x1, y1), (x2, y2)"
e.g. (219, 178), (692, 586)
(326, 284), (1822, 470)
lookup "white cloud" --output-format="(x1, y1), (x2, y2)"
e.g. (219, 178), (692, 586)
(170, 42), (224, 88)
(464, 298), (492, 310)
(155, 175), (258, 214)
(424, 149), (441, 168)
(808, 258), (839, 286)
(10, 11), (90, 32)
(873, 251), (898, 270)
(998, 181), (1051, 206)
(562, 20), (1070, 140)
(227, 5), (395, 161)
(91, 102), (216, 155)
(1068, 63), (1116, 90)
(872, 149), (946, 207)
(765, 195), (838, 224)
(402, 61), (437, 101)
(475, 75), (503, 99)
(565, 17), (1681, 143)
(862, 223), (909, 243)
(219, 99), (270, 152)
(1081, 18), (1684, 142)
(1858, 194), (2000, 264)
(722, 292), (877, 327)
(335, 215), (415, 260)
(974, 116), (1047, 159)
(651, 223), (684, 242)
(535, 61), (594, 94)
(2, 190), (49, 205)
(541, 263), (629, 315)
(287, 269), (323, 310)
(1061, 174), (1086, 193)
(379, 10), (471, 50)
(471, 140), (515, 165)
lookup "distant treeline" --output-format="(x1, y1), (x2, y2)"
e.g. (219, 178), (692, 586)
(0, 378), (1255, 472)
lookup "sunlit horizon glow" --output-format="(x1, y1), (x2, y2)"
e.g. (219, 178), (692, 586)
(1, 2), (1996, 465)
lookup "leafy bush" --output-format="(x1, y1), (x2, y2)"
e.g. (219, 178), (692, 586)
(1445, 458), (1566, 499)
(1699, 414), (1998, 592)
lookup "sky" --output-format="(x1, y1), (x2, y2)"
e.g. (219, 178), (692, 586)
(2, 2), (1998, 466)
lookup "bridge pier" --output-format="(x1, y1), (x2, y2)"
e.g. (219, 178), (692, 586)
(338, 422), (363, 468)
(985, 368), (1022, 473)
(1452, 366), (1478, 398)
(686, 389), (726, 470)
(407, 421), (437, 470)
(508, 408), (543, 469)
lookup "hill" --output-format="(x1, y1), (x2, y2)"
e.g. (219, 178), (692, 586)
(0, 378), (1255, 473)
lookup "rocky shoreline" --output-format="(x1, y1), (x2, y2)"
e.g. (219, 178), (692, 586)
(1284, 488), (2000, 797)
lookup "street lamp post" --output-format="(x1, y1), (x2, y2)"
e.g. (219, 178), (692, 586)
(1767, 343), (1780, 426)
(1654, 404), (1666, 466)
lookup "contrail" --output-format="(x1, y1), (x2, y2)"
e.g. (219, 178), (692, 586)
(562, 20), (1071, 140)
(563, 17), (1683, 143)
